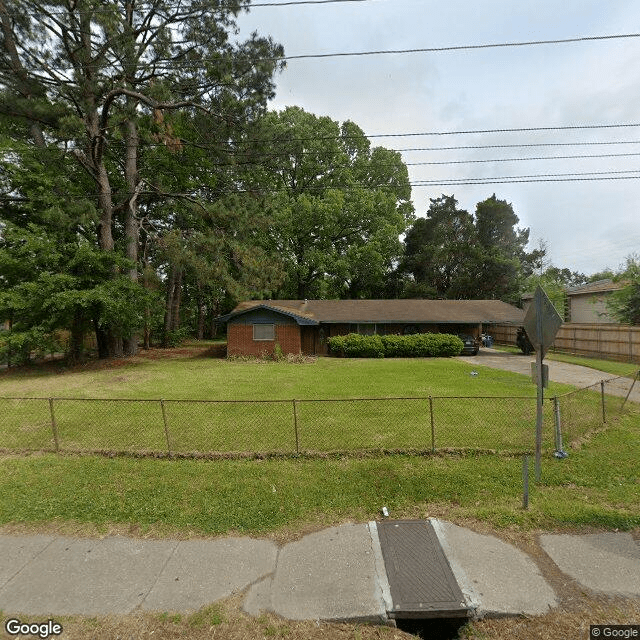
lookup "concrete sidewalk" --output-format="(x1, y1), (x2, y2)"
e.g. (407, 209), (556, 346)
(1, 520), (638, 623)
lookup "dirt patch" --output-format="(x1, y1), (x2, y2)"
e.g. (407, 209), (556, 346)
(4, 586), (638, 640)
(19, 595), (412, 640)
(0, 344), (218, 378)
(470, 595), (640, 639)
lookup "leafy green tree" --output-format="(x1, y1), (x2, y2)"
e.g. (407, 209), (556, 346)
(523, 265), (587, 317)
(399, 195), (478, 299)
(241, 107), (414, 299)
(473, 194), (544, 302)
(153, 197), (284, 345)
(0, 0), (283, 356)
(0, 137), (157, 363)
(399, 193), (544, 302)
(607, 256), (640, 325)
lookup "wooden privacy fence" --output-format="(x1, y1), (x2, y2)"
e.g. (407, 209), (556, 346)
(490, 323), (640, 363)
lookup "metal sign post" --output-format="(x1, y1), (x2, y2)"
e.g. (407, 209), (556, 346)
(523, 286), (563, 483)
(534, 342), (544, 482)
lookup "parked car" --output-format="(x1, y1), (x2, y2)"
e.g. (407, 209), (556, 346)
(457, 333), (480, 355)
(516, 327), (534, 355)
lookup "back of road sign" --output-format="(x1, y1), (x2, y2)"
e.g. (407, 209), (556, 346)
(523, 287), (563, 359)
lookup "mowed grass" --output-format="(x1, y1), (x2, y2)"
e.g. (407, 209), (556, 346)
(1, 349), (639, 640)
(0, 351), (571, 454)
(1, 405), (638, 535)
(0, 348), (638, 539)
(0, 350), (554, 398)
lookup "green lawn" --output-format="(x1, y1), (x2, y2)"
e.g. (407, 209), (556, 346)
(1, 407), (638, 535)
(1, 349), (638, 536)
(0, 352), (553, 399)
(0, 354), (572, 454)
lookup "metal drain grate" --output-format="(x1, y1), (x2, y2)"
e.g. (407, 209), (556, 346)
(377, 520), (469, 619)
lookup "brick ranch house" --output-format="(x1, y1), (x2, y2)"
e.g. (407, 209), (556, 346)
(218, 299), (525, 357)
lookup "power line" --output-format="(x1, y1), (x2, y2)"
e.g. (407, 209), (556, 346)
(413, 176), (640, 185)
(363, 122), (640, 139)
(198, 122), (640, 145)
(413, 168), (640, 185)
(4, 169), (640, 203)
(6, 126), (640, 157)
(405, 151), (640, 166)
(7, 143), (640, 170)
(275, 33), (640, 62)
(251, 0), (373, 6)
(394, 140), (640, 153)
(0, 0), (374, 19)
(4, 23), (640, 70)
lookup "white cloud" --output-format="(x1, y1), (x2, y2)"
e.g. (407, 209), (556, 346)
(237, 0), (640, 274)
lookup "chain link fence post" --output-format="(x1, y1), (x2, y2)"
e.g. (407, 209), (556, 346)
(48, 397), (59, 452)
(292, 399), (300, 454)
(160, 399), (172, 456)
(429, 396), (435, 453)
(552, 396), (568, 459)
(621, 370), (640, 411)
(522, 455), (529, 510)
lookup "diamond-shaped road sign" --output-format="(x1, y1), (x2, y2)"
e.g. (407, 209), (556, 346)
(523, 286), (563, 359)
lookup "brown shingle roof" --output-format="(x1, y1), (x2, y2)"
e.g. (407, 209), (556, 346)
(566, 279), (626, 296)
(225, 299), (525, 325)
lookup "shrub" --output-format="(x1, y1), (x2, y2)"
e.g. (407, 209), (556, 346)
(273, 342), (284, 361)
(0, 328), (61, 366)
(328, 332), (464, 358)
(327, 333), (384, 358)
(163, 327), (192, 348)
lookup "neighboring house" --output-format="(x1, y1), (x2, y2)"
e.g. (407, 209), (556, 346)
(565, 279), (625, 324)
(520, 279), (625, 324)
(218, 299), (525, 356)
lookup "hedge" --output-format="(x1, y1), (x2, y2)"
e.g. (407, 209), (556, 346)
(327, 332), (464, 358)
(327, 333), (385, 358)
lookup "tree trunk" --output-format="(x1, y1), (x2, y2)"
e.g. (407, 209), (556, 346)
(122, 115), (140, 356)
(142, 257), (151, 350)
(171, 268), (183, 331)
(108, 332), (124, 358)
(68, 308), (85, 364)
(197, 298), (206, 340)
(93, 317), (110, 359)
(163, 267), (177, 344)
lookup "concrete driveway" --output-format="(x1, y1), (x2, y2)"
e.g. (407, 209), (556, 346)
(458, 348), (639, 402)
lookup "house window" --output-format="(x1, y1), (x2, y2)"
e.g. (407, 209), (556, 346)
(253, 324), (275, 341)
(358, 324), (376, 336)
(348, 323), (380, 335)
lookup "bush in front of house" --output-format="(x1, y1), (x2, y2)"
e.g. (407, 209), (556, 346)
(328, 333), (464, 358)
(327, 333), (385, 358)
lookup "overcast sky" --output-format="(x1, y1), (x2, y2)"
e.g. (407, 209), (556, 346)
(236, 0), (640, 276)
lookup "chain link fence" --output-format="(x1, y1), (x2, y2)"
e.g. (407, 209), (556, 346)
(2, 372), (636, 458)
(551, 372), (639, 453)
